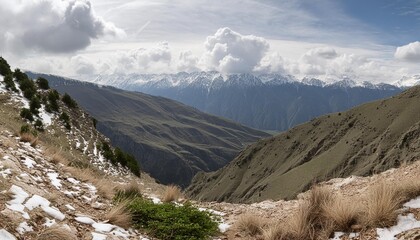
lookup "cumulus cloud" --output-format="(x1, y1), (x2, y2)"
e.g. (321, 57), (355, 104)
(115, 42), (172, 73)
(395, 41), (420, 62)
(177, 51), (200, 72)
(0, 0), (124, 54)
(201, 27), (269, 73)
(71, 56), (97, 75)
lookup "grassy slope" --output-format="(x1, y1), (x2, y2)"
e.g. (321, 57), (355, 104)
(187, 86), (420, 202)
(28, 73), (269, 187)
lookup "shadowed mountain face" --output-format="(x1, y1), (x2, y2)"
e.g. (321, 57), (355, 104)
(27, 73), (269, 187)
(186, 86), (420, 203)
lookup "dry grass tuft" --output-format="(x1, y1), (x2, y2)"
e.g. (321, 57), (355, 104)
(285, 202), (316, 240)
(115, 180), (142, 200)
(37, 226), (77, 240)
(396, 178), (420, 203)
(20, 133), (38, 147)
(105, 201), (132, 229)
(162, 185), (182, 203)
(363, 182), (402, 228)
(262, 223), (286, 240)
(322, 195), (361, 232)
(234, 213), (267, 237)
(94, 178), (116, 199)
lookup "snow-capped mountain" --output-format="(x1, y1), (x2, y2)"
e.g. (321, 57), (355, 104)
(88, 72), (403, 91)
(395, 75), (420, 88)
(83, 72), (404, 132)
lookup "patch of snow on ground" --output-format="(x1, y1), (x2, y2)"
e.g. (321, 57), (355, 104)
(22, 157), (36, 168)
(150, 196), (161, 204)
(47, 172), (62, 189)
(6, 185), (30, 219)
(377, 214), (420, 239)
(0, 167), (12, 178)
(75, 216), (96, 225)
(92, 222), (116, 233)
(25, 194), (65, 220)
(38, 106), (53, 126)
(43, 218), (56, 227)
(331, 232), (345, 240)
(92, 232), (108, 240)
(0, 229), (16, 240)
(218, 223), (230, 233)
(65, 204), (76, 211)
(404, 196), (420, 208)
(16, 222), (33, 234)
(67, 177), (80, 185)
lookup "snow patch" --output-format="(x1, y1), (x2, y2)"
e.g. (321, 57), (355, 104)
(22, 157), (36, 169)
(47, 172), (62, 189)
(0, 229), (16, 240)
(92, 232), (108, 240)
(75, 216), (96, 225)
(16, 222), (33, 234)
(6, 185), (30, 219)
(377, 214), (420, 239)
(218, 223), (230, 233)
(404, 196), (420, 209)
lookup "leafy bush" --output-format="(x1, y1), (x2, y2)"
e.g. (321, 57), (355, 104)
(36, 77), (50, 90)
(128, 199), (219, 240)
(34, 119), (44, 131)
(59, 112), (71, 130)
(101, 143), (140, 176)
(20, 108), (34, 122)
(17, 76), (37, 99)
(92, 117), (97, 128)
(30, 96), (41, 115)
(0, 57), (12, 76)
(20, 124), (31, 134)
(62, 93), (77, 108)
(13, 69), (28, 83)
(3, 74), (18, 92)
(46, 90), (60, 112)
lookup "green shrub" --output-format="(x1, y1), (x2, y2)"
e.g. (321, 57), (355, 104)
(128, 199), (219, 240)
(0, 57), (12, 76)
(13, 69), (28, 83)
(3, 74), (18, 92)
(18, 76), (37, 99)
(46, 90), (60, 112)
(59, 112), (71, 130)
(92, 117), (97, 128)
(30, 96), (41, 115)
(20, 108), (34, 122)
(34, 120), (44, 131)
(20, 124), (31, 134)
(101, 144), (140, 176)
(36, 77), (50, 90)
(62, 93), (77, 108)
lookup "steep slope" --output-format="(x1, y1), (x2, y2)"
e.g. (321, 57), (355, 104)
(90, 72), (402, 131)
(27, 73), (269, 187)
(0, 66), (164, 239)
(187, 86), (420, 203)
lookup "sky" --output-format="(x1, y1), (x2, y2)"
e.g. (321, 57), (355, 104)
(0, 0), (419, 84)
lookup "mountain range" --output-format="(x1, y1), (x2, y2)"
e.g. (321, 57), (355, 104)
(88, 72), (404, 131)
(27, 72), (269, 187)
(186, 86), (420, 203)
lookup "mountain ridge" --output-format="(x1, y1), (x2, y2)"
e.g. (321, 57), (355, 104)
(186, 85), (420, 203)
(26, 72), (269, 187)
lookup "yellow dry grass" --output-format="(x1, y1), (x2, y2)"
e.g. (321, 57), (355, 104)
(234, 213), (267, 237)
(37, 226), (77, 240)
(162, 185), (182, 203)
(20, 132), (38, 147)
(322, 195), (361, 232)
(105, 201), (132, 229)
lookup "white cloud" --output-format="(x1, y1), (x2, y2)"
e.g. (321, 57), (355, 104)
(177, 51), (199, 72)
(71, 56), (97, 75)
(201, 27), (269, 73)
(395, 41), (420, 62)
(0, 0), (124, 54)
(115, 42), (172, 73)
